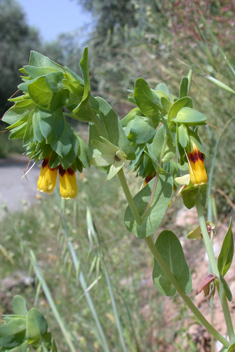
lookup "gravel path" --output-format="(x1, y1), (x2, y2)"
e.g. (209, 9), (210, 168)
(0, 155), (41, 220)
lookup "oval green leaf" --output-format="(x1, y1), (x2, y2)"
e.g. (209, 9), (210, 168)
(124, 173), (173, 238)
(152, 230), (192, 296)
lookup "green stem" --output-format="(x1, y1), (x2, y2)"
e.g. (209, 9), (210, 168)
(196, 196), (234, 341)
(117, 170), (229, 348)
(118, 168), (142, 226)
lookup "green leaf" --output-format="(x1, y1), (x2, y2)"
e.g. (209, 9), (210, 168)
(23, 111), (34, 145)
(179, 77), (189, 98)
(28, 51), (64, 72)
(168, 97), (193, 121)
(93, 97), (135, 160)
(77, 136), (90, 169)
(51, 339), (57, 352)
(134, 78), (162, 119)
(59, 132), (79, 170)
(155, 83), (173, 101)
(152, 125), (175, 163)
(23, 66), (59, 78)
(121, 107), (143, 128)
(48, 151), (61, 168)
(7, 340), (28, 352)
(220, 275), (232, 302)
(128, 115), (158, 144)
(124, 174), (173, 238)
(28, 73), (69, 111)
(0, 318), (26, 337)
(26, 308), (48, 346)
(177, 124), (189, 148)
(39, 109), (64, 143)
(2, 108), (29, 127)
(174, 107), (207, 126)
(182, 184), (199, 209)
(72, 47), (92, 121)
(218, 219), (234, 277)
(12, 296), (28, 317)
(0, 331), (26, 349)
(50, 121), (72, 158)
(228, 342), (235, 351)
(9, 123), (27, 140)
(152, 230), (192, 296)
(6, 112), (29, 130)
(33, 109), (44, 143)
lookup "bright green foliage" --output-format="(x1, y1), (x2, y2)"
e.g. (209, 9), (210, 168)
(182, 184), (199, 209)
(0, 296), (57, 352)
(220, 276), (233, 302)
(124, 174), (173, 239)
(218, 219), (234, 277)
(152, 231), (192, 296)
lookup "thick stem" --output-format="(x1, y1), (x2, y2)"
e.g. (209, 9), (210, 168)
(117, 169), (229, 348)
(196, 196), (234, 341)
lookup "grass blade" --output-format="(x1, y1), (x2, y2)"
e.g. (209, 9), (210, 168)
(29, 249), (77, 352)
(86, 207), (128, 352)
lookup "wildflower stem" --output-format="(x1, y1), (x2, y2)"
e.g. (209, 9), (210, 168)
(196, 195), (234, 341)
(117, 168), (142, 226)
(141, 133), (168, 220)
(144, 236), (230, 348)
(118, 169), (229, 348)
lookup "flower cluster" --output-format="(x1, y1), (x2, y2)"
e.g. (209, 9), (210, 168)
(37, 156), (78, 199)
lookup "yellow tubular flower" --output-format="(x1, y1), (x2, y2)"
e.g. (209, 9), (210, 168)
(59, 166), (78, 199)
(37, 157), (57, 194)
(187, 143), (207, 185)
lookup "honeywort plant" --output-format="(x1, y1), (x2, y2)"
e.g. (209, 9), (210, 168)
(1, 47), (234, 350)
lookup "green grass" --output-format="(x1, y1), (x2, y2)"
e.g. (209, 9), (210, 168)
(0, 168), (185, 351)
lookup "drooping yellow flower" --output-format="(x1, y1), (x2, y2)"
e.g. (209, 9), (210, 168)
(59, 166), (78, 199)
(37, 157), (57, 194)
(187, 143), (207, 185)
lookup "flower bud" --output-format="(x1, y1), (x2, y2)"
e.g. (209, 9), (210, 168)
(59, 166), (78, 199)
(187, 143), (207, 185)
(37, 157), (57, 194)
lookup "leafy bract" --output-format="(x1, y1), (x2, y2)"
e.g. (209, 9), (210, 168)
(174, 107), (207, 126)
(39, 108), (64, 143)
(182, 184), (199, 209)
(26, 309), (48, 346)
(168, 97), (193, 121)
(152, 125), (175, 163)
(134, 78), (162, 119)
(72, 47), (95, 121)
(152, 230), (192, 296)
(128, 115), (158, 144)
(91, 97), (135, 160)
(12, 296), (28, 317)
(218, 219), (234, 277)
(124, 174), (173, 238)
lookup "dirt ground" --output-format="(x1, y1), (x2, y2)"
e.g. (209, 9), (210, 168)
(0, 155), (41, 220)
